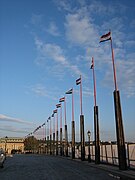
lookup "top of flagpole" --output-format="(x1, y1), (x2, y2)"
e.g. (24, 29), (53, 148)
(76, 76), (83, 114)
(91, 57), (97, 107)
(109, 31), (118, 91)
(100, 30), (118, 91)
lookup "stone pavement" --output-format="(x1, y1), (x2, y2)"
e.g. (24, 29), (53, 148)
(68, 157), (135, 179)
(0, 154), (135, 180)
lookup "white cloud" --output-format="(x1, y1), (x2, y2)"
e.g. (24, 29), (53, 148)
(47, 22), (60, 36)
(54, 0), (72, 12)
(0, 127), (29, 134)
(31, 14), (43, 26)
(130, 19), (135, 28)
(65, 13), (98, 46)
(32, 1), (135, 98)
(0, 114), (35, 125)
(30, 84), (58, 100)
(102, 58), (135, 97)
(34, 37), (86, 78)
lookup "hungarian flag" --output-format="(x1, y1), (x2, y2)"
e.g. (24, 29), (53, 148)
(42, 123), (45, 126)
(53, 109), (57, 114)
(76, 77), (81, 85)
(66, 88), (73, 94)
(90, 58), (94, 69)
(100, 31), (111, 43)
(56, 103), (61, 108)
(59, 97), (65, 102)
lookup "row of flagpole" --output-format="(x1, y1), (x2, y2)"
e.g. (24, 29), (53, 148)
(25, 30), (127, 170)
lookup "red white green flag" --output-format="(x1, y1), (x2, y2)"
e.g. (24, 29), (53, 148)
(100, 31), (111, 43)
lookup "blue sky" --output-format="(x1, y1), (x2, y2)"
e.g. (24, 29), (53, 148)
(0, 0), (135, 142)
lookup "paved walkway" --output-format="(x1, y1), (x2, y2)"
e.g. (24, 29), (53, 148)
(0, 154), (135, 180)
(71, 158), (135, 179)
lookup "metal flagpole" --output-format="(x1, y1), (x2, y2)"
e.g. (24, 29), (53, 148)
(50, 117), (52, 155)
(52, 114), (55, 155)
(47, 119), (49, 154)
(91, 57), (100, 164)
(60, 104), (62, 156)
(64, 97), (68, 157)
(80, 75), (83, 115)
(72, 88), (75, 159)
(56, 110), (58, 155)
(65, 88), (75, 159)
(110, 33), (118, 91)
(56, 103), (62, 156)
(45, 123), (47, 154)
(92, 57), (97, 107)
(100, 30), (127, 170)
(110, 31), (127, 170)
(72, 88), (74, 122)
(42, 125), (45, 153)
(76, 75), (85, 161)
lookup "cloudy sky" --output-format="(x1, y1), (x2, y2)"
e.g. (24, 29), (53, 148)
(0, 0), (135, 142)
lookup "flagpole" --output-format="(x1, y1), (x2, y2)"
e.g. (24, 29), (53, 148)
(60, 105), (62, 129)
(72, 88), (74, 122)
(77, 75), (85, 161)
(56, 110), (58, 155)
(64, 97), (68, 157)
(64, 97), (66, 126)
(53, 115), (55, 135)
(50, 117), (52, 155)
(45, 123), (46, 154)
(43, 125), (44, 141)
(53, 115), (55, 155)
(60, 104), (63, 156)
(80, 75), (83, 115)
(100, 30), (127, 170)
(72, 88), (75, 159)
(92, 57), (97, 107)
(110, 32), (118, 91)
(47, 119), (49, 154)
(91, 57), (100, 164)
(66, 88), (75, 158)
(56, 110), (58, 132)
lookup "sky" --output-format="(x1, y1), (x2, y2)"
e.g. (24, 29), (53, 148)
(0, 0), (135, 142)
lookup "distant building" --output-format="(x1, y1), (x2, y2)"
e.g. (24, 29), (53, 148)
(0, 137), (24, 154)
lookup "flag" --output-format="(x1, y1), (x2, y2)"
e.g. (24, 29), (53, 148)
(90, 58), (94, 69)
(42, 123), (45, 126)
(76, 77), (81, 85)
(59, 97), (65, 102)
(66, 88), (73, 94)
(53, 109), (57, 114)
(56, 103), (61, 108)
(100, 31), (111, 43)
(48, 117), (51, 121)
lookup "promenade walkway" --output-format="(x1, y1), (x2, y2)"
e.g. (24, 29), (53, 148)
(0, 154), (135, 180)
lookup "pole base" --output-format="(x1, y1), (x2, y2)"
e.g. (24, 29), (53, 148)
(113, 90), (127, 170)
